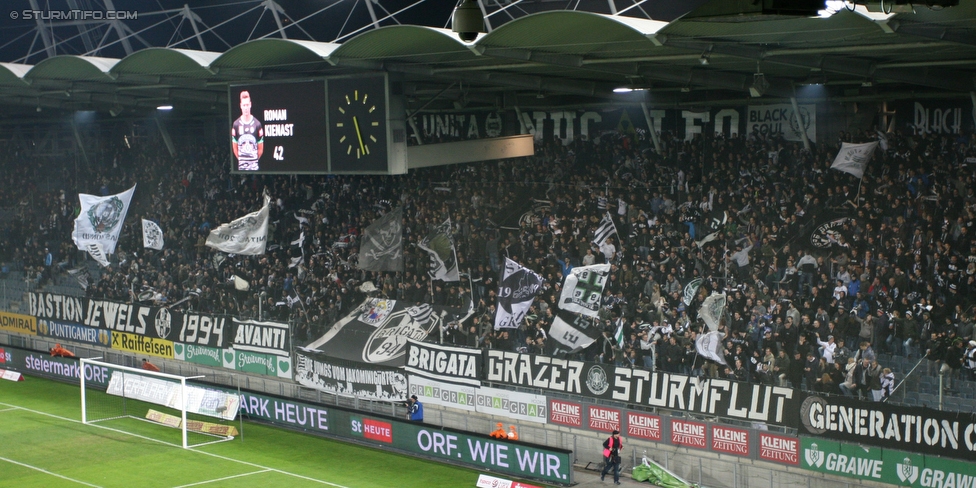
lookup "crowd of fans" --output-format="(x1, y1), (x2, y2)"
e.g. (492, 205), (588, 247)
(2, 121), (976, 402)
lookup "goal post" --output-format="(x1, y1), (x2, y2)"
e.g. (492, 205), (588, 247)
(80, 357), (241, 449)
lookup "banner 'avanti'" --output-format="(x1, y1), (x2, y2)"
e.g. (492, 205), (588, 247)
(484, 350), (798, 427)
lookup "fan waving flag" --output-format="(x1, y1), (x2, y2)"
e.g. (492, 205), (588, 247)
(695, 330), (728, 366)
(142, 219), (164, 250)
(592, 213), (617, 258)
(358, 206), (403, 272)
(699, 293), (727, 332)
(682, 278), (703, 306)
(206, 193), (270, 255)
(419, 218), (459, 281)
(830, 141), (878, 179)
(547, 310), (602, 356)
(494, 258), (543, 330)
(559, 263), (610, 317)
(72, 185), (136, 256)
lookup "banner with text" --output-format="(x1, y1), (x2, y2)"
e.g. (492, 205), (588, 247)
(409, 374), (477, 412)
(0, 311), (37, 336)
(747, 103), (816, 142)
(237, 388), (572, 485)
(231, 318), (290, 357)
(797, 394), (976, 461)
(484, 350), (799, 427)
(800, 436), (976, 487)
(405, 339), (482, 386)
(295, 350), (407, 401)
(36, 318), (110, 347)
(28, 292), (231, 348)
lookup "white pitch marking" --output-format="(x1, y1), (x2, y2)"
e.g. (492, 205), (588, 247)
(171, 469), (271, 487)
(0, 455), (104, 488)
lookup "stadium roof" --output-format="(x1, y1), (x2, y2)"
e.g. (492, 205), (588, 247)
(0, 0), (974, 116)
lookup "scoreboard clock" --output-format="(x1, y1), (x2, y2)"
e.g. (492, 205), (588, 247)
(328, 74), (401, 174)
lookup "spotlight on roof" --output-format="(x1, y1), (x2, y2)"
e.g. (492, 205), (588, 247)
(452, 0), (485, 42)
(699, 52), (710, 65)
(157, 105), (173, 110)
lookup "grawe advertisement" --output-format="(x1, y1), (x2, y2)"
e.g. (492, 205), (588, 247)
(799, 436), (976, 487)
(236, 390), (572, 485)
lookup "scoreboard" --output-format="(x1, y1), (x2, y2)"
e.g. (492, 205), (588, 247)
(229, 73), (407, 175)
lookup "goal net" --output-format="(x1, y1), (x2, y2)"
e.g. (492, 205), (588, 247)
(80, 358), (241, 449)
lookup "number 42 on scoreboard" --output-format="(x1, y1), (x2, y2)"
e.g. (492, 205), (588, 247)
(273, 145), (284, 160)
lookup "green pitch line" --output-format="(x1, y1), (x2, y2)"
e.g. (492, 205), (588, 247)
(0, 377), (492, 488)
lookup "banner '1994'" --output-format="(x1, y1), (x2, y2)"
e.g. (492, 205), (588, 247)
(29, 292), (230, 348)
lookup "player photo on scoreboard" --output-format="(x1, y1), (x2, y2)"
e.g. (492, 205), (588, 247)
(229, 80), (327, 174)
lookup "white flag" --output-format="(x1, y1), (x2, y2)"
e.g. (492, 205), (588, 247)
(559, 263), (610, 317)
(141, 219), (164, 250)
(206, 194), (270, 255)
(232, 275), (249, 291)
(695, 330), (727, 366)
(699, 293), (727, 332)
(72, 185), (136, 255)
(830, 142), (878, 179)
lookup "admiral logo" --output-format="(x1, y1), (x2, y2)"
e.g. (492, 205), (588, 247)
(0, 348), (8, 364)
(711, 426), (749, 456)
(626, 412), (661, 441)
(549, 400), (582, 427)
(587, 406), (619, 432)
(670, 420), (706, 449)
(759, 433), (798, 465)
(0, 311), (37, 335)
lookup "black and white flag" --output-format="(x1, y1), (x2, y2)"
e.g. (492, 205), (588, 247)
(559, 263), (610, 317)
(494, 258), (543, 330)
(358, 206), (403, 272)
(547, 310), (602, 356)
(592, 213), (617, 255)
(67, 267), (90, 290)
(699, 293), (727, 332)
(419, 218), (459, 281)
(831, 141), (878, 179)
(695, 330), (727, 366)
(141, 219), (164, 250)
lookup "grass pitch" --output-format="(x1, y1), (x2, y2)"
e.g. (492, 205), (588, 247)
(0, 376), (487, 488)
